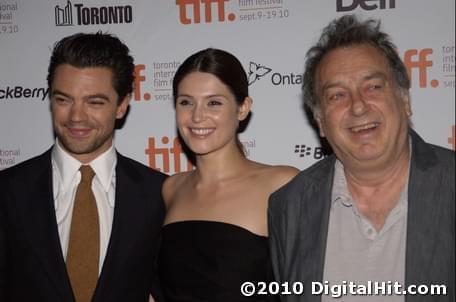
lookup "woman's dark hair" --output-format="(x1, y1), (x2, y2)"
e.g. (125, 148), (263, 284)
(173, 48), (248, 106)
(47, 32), (135, 103)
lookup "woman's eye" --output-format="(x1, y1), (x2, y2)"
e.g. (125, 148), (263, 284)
(208, 100), (222, 106)
(178, 99), (191, 106)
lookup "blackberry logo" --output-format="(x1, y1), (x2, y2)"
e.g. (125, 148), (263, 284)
(0, 86), (48, 101)
(294, 144), (312, 157)
(294, 144), (329, 160)
(55, 1), (133, 26)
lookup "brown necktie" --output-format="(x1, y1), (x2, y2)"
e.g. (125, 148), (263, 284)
(66, 165), (100, 302)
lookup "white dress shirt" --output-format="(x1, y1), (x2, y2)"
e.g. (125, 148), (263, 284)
(52, 141), (117, 275)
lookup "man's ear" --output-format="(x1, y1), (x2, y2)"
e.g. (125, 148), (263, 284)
(315, 112), (326, 138)
(238, 97), (252, 121)
(116, 94), (131, 119)
(402, 92), (412, 118)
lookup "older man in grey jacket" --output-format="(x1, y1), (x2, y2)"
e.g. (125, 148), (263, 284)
(268, 15), (454, 302)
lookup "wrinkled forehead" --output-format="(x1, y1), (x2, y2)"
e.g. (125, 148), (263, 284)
(316, 45), (392, 88)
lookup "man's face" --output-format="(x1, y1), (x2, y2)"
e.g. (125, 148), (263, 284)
(315, 44), (412, 170)
(50, 64), (129, 163)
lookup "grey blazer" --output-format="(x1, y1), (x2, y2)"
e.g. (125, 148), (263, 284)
(268, 130), (455, 302)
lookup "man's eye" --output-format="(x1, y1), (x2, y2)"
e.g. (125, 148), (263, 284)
(88, 100), (106, 106)
(328, 92), (345, 101)
(54, 97), (69, 104)
(368, 84), (383, 91)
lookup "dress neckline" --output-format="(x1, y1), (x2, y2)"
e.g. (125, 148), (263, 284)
(163, 220), (268, 239)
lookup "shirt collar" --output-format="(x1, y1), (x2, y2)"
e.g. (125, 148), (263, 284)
(90, 145), (117, 194)
(52, 139), (117, 194)
(331, 159), (351, 207)
(331, 136), (413, 208)
(52, 140), (82, 195)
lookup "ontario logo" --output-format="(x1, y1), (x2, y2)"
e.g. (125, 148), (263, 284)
(247, 62), (272, 85)
(54, 0), (133, 26)
(247, 61), (302, 86)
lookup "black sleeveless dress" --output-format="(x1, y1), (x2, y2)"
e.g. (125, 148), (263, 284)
(159, 221), (279, 302)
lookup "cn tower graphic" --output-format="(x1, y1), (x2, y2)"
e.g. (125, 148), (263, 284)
(55, 1), (73, 26)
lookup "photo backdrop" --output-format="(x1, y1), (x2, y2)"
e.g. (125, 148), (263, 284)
(1, 0), (454, 174)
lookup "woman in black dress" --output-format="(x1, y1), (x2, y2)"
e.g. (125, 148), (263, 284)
(159, 48), (298, 301)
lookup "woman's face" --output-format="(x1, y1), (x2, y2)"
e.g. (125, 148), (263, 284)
(175, 72), (250, 156)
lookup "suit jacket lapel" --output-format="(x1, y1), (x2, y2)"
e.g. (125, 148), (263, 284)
(19, 150), (73, 300)
(312, 158), (334, 302)
(298, 156), (335, 302)
(405, 131), (441, 298)
(96, 154), (144, 299)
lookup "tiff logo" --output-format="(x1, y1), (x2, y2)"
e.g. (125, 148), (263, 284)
(403, 48), (438, 88)
(55, 0), (73, 26)
(176, 0), (236, 24)
(134, 65), (152, 101)
(336, 0), (395, 11)
(145, 136), (194, 173)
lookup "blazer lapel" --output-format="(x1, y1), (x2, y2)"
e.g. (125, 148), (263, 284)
(96, 155), (145, 299)
(311, 159), (334, 302)
(297, 157), (335, 302)
(19, 151), (73, 300)
(405, 131), (441, 293)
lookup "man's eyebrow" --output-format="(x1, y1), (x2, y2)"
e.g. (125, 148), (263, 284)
(363, 71), (387, 81)
(319, 71), (388, 93)
(51, 89), (72, 99)
(320, 80), (344, 94)
(85, 94), (110, 101)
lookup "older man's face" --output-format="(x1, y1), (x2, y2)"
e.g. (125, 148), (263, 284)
(315, 44), (411, 171)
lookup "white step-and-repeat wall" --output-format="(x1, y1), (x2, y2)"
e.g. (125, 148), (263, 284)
(1, 0), (454, 174)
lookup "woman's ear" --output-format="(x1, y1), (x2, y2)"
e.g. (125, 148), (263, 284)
(238, 97), (252, 121)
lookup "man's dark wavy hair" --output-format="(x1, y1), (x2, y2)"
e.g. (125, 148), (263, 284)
(47, 32), (134, 103)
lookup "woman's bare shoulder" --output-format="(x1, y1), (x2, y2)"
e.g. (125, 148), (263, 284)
(250, 162), (299, 191)
(162, 170), (193, 206)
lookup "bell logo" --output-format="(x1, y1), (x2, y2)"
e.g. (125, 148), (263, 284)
(403, 48), (437, 88)
(176, 0), (236, 24)
(145, 136), (194, 173)
(336, 0), (395, 11)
